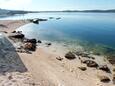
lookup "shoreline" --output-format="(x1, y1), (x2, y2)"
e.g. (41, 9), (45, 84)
(0, 20), (115, 86)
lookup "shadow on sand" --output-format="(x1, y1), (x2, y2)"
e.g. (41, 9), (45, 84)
(0, 34), (27, 74)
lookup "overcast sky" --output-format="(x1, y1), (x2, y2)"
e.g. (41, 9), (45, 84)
(0, 0), (115, 11)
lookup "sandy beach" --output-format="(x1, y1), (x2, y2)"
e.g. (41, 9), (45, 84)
(0, 20), (115, 86)
(0, 20), (29, 33)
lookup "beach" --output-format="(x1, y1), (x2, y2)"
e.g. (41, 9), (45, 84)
(0, 20), (115, 86)
(0, 20), (29, 33)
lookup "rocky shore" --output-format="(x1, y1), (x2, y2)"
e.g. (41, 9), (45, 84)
(0, 20), (115, 86)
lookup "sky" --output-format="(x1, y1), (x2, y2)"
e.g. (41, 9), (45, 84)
(0, 0), (115, 11)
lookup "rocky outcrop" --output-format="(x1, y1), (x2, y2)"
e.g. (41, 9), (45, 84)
(9, 32), (24, 39)
(65, 52), (76, 60)
(81, 60), (98, 68)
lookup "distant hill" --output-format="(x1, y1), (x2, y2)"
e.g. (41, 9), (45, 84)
(0, 8), (36, 17)
(62, 9), (115, 13)
(0, 8), (115, 17)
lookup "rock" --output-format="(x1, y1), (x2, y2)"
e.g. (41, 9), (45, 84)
(49, 17), (54, 19)
(38, 40), (42, 43)
(56, 17), (61, 20)
(113, 74), (115, 84)
(32, 18), (47, 24)
(82, 60), (98, 68)
(33, 19), (39, 24)
(99, 76), (110, 83)
(113, 68), (115, 72)
(12, 31), (16, 33)
(65, 52), (76, 60)
(24, 39), (37, 44)
(107, 56), (115, 65)
(75, 51), (89, 57)
(56, 56), (63, 61)
(88, 56), (95, 60)
(23, 42), (36, 51)
(46, 43), (52, 46)
(1, 31), (8, 33)
(99, 65), (111, 73)
(78, 67), (87, 71)
(9, 33), (24, 39)
(94, 52), (101, 56)
(8, 75), (13, 80)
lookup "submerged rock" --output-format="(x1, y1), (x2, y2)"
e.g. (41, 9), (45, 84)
(56, 17), (61, 20)
(99, 65), (111, 73)
(75, 51), (89, 57)
(49, 17), (54, 19)
(65, 52), (76, 60)
(82, 60), (98, 68)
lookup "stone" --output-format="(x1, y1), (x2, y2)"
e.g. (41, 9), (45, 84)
(33, 19), (39, 24)
(99, 65), (111, 73)
(38, 40), (42, 43)
(46, 43), (52, 46)
(113, 68), (115, 72)
(12, 31), (16, 33)
(8, 75), (13, 80)
(113, 74), (115, 84)
(24, 42), (36, 51)
(108, 59), (115, 65)
(82, 60), (98, 68)
(99, 76), (110, 83)
(65, 52), (76, 60)
(9, 33), (24, 39)
(78, 67), (87, 71)
(24, 39), (37, 44)
(56, 57), (63, 61)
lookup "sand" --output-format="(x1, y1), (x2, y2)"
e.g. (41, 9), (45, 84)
(0, 20), (29, 33)
(0, 20), (115, 86)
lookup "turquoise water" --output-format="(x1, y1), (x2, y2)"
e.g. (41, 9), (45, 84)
(1, 13), (115, 55)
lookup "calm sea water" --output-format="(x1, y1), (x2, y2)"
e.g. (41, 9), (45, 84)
(1, 13), (115, 54)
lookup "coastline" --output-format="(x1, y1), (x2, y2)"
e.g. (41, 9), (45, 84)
(0, 20), (115, 86)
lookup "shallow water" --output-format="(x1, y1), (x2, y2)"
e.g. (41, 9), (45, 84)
(1, 13), (115, 55)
